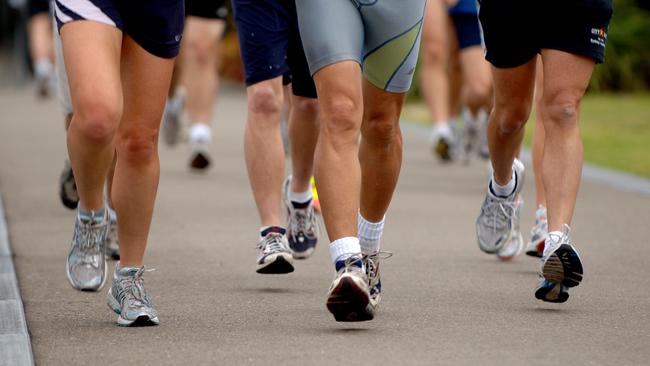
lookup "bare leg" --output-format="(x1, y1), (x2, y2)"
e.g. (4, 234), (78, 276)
(420, 0), (450, 126)
(313, 61), (363, 240)
(288, 94), (319, 193)
(359, 80), (405, 222)
(539, 50), (595, 231)
(488, 59), (537, 185)
(28, 13), (54, 67)
(61, 22), (122, 212)
(244, 78), (285, 227)
(532, 58), (547, 207)
(459, 46), (493, 116)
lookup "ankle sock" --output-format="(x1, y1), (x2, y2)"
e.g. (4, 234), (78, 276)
(260, 226), (286, 239)
(289, 188), (312, 206)
(489, 169), (516, 198)
(330, 237), (361, 270)
(78, 207), (106, 223)
(358, 212), (384, 254)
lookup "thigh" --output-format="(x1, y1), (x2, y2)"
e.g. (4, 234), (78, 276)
(60, 21), (122, 120)
(183, 16), (226, 46)
(295, 0), (363, 76)
(491, 58), (537, 113)
(460, 46), (491, 87)
(360, 0), (427, 93)
(478, 0), (538, 68)
(540, 49), (595, 104)
(232, 0), (291, 86)
(119, 35), (175, 135)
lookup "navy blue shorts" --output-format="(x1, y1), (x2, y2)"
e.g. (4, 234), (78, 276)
(451, 14), (482, 50)
(28, 0), (50, 18)
(53, 0), (185, 59)
(186, 0), (228, 20)
(232, 0), (316, 98)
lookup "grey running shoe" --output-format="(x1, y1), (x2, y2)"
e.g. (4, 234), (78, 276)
(107, 266), (159, 326)
(283, 176), (319, 259)
(476, 159), (525, 254)
(66, 210), (108, 291)
(106, 213), (120, 260)
(526, 206), (548, 258)
(496, 195), (524, 261)
(162, 92), (184, 147)
(59, 160), (79, 210)
(256, 227), (294, 274)
(327, 255), (373, 322)
(364, 251), (393, 311)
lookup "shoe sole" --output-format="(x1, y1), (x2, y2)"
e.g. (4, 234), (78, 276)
(291, 246), (315, 260)
(190, 152), (210, 170)
(542, 244), (583, 288)
(497, 233), (523, 261)
(326, 275), (374, 322)
(107, 288), (159, 326)
(256, 253), (295, 274)
(535, 283), (569, 303)
(434, 140), (452, 162)
(525, 237), (545, 258)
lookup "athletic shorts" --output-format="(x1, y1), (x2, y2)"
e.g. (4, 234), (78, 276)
(232, 0), (316, 98)
(450, 14), (482, 50)
(53, 18), (73, 115)
(28, 0), (50, 17)
(478, 0), (613, 68)
(186, 0), (228, 20)
(296, 0), (427, 93)
(53, 0), (185, 59)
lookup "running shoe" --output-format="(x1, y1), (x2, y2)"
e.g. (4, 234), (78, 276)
(476, 159), (525, 254)
(535, 225), (583, 303)
(188, 124), (212, 170)
(66, 210), (108, 291)
(162, 91), (185, 147)
(430, 123), (455, 162)
(256, 227), (294, 274)
(283, 176), (319, 259)
(107, 266), (159, 326)
(526, 205), (548, 258)
(106, 213), (120, 260)
(59, 160), (79, 210)
(477, 110), (490, 160)
(326, 255), (373, 322)
(364, 251), (393, 311)
(496, 195), (524, 261)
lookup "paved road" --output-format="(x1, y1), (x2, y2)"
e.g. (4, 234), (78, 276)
(1, 85), (649, 365)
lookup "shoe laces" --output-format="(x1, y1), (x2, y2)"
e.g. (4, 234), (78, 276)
(546, 224), (572, 254)
(482, 194), (518, 234)
(288, 205), (318, 241)
(76, 218), (106, 266)
(257, 232), (287, 254)
(364, 251), (393, 290)
(117, 267), (155, 309)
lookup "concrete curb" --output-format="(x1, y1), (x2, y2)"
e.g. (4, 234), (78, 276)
(401, 121), (650, 198)
(0, 194), (34, 366)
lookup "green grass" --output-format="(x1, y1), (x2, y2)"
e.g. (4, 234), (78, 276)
(402, 93), (650, 178)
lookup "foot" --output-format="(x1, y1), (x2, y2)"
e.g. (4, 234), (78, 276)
(59, 160), (79, 210)
(326, 255), (373, 322)
(66, 210), (108, 291)
(364, 251), (393, 311)
(188, 124), (212, 170)
(461, 110), (479, 163)
(283, 176), (319, 259)
(535, 226), (583, 303)
(430, 123), (455, 162)
(106, 213), (120, 260)
(256, 227), (294, 274)
(526, 206), (548, 258)
(162, 92), (185, 147)
(496, 195), (524, 261)
(107, 266), (159, 326)
(476, 159), (525, 254)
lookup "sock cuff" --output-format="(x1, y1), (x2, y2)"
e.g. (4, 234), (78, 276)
(260, 226), (286, 238)
(358, 212), (385, 241)
(329, 237), (361, 264)
(78, 207), (106, 222)
(289, 188), (313, 204)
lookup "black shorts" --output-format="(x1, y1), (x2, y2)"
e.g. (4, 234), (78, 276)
(186, 0), (228, 20)
(478, 0), (613, 68)
(232, 0), (316, 98)
(450, 14), (482, 50)
(28, 0), (50, 18)
(54, 0), (184, 59)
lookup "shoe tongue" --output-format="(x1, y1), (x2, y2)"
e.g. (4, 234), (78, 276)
(335, 257), (363, 272)
(261, 226), (286, 237)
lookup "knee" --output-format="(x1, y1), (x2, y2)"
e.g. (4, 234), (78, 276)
(421, 40), (445, 66)
(116, 127), (158, 166)
(292, 97), (319, 116)
(320, 95), (362, 142)
(543, 91), (581, 130)
(74, 97), (121, 144)
(248, 84), (282, 116)
(465, 79), (492, 108)
(363, 110), (401, 146)
(492, 103), (531, 135)
(186, 34), (214, 67)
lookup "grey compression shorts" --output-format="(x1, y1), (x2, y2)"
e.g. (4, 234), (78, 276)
(295, 0), (426, 93)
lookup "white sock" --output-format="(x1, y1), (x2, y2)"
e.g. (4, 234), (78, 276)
(189, 123), (212, 144)
(107, 206), (117, 223)
(289, 188), (312, 204)
(34, 59), (53, 79)
(431, 121), (453, 140)
(490, 170), (516, 197)
(358, 212), (384, 254)
(329, 237), (361, 264)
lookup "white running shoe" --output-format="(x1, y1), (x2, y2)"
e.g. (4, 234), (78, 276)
(526, 205), (548, 258)
(535, 225), (583, 303)
(496, 195), (524, 261)
(430, 123), (455, 162)
(326, 255), (373, 322)
(256, 227), (294, 274)
(188, 124), (212, 170)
